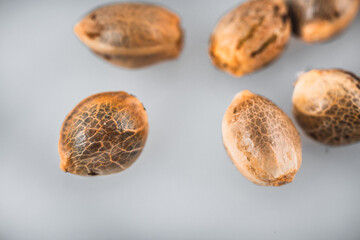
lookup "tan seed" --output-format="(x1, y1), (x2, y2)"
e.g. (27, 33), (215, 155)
(292, 69), (360, 145)
(287, 0), (359, 43)
(222, 90), (302, 186)
(74, 3), (183, 68)
(209, 0), (291, 77)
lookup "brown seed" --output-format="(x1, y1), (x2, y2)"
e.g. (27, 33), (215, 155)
(287, 0), (359, 43)
(58, 92), (148, 176)
(292, 69), (360, 145)
(209, 0), (291, 77)
(74, 3), (183, 68)
(222, 90), (302, 186)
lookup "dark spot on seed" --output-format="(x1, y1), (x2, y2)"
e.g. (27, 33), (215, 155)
(281, 14), (288, 25)
(309, 133), (318, 139)
(103, 54), (112, 60)
(87, 32), (101, 39)
(88, 171), (98, 176)
(273, 5), (280, 15)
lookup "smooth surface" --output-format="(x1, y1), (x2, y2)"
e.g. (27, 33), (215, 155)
(0, 1), (359, 239)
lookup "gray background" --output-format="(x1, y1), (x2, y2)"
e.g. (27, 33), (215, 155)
(0, 0), (359, 239)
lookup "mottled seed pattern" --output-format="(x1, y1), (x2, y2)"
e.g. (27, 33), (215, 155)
(222, 91), (302, 186)
(287, 0), (359, 42)
(209, 0), (291, 77)
(293, 69), (360, 145)
(59, 92), (148, 176)
(74, 3), (183, 68)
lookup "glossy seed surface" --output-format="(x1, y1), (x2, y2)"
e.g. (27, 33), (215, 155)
(59, 92), (148, 176)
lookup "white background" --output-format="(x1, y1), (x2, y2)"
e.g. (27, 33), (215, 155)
(0, 0), (359, 239)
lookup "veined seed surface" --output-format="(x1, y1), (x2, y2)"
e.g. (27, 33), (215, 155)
(58, 92), (148, 176)
(222, 90), (302, 186)
(293, 69), (360, 145)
